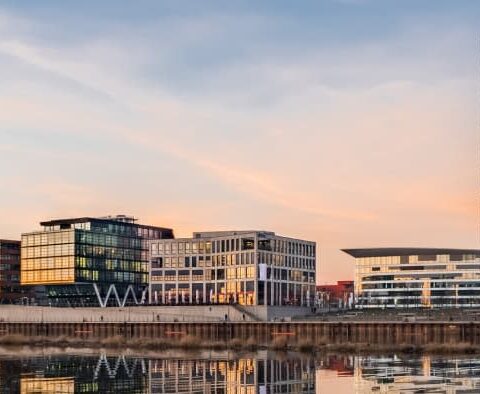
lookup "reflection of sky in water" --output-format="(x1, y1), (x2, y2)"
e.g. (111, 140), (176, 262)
(317, 354), (480, 393)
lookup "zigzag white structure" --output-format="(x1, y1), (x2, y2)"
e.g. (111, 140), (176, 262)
(93, 284), (146, 308)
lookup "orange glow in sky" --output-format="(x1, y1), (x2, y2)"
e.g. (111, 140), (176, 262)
(0, 1), (478, 283)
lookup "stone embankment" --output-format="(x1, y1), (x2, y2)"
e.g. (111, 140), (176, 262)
(0, 306), (479, 353)
(0, 319), (478, 353)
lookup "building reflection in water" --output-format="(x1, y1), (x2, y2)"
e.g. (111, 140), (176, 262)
(149, 355), (315, 393)
(0, 352), (316, 393)
(317, 354), (480, 393)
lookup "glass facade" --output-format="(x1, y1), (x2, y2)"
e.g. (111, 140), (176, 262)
(20, 216), (174, 307)
(344, 248), (480, 308)
(150, 231), (316, 307)
(0, 240), (33, 304)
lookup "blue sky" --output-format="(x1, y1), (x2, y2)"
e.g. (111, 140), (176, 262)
(0, 1), (479, 282)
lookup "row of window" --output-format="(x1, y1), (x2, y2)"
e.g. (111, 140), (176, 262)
(151, 253), (315, 270)
(151, 253), (256, 269)
(76, 258), (147, 273)
(22, 231), (147, 249)
(22, 257), (147, 274)
(258, 253), (315, 270)
(89, 221), (170, 239)
(22, 244), (75, 258)
(0, 242), (20, 251)
(362, 281), (480, 290)
(22, 244), (148, 261)
(0, 263), (19, 271)
(22, 231), (74, 246)
(76, 246), (147, 261)
(76, 232), (144, 249)
(0, 274), (19, 282)
(257, 238), (315, 256)
(0, 255), (19, 261)
(151, 282), (315, 306)
(21, 257), (74, 271)
(359, 264), (480, 274)
(21, 268), (74, 284)
(151, 268), (314, 283)
(151, 237), (315, 257)
(76, 270), (147, 284)
(152, 267), (257, 282)
(151, 286), (257, 306)
(44, 220), (170, 239)
(356, 254), (480, 265)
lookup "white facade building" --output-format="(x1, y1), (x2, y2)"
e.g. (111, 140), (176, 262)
(343, 248), (480, 309)
(149, 231), (316, 307)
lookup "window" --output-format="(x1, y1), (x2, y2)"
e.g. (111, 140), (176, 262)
(242, 238), (254, 250)
(152, 257), (163, 269)
(418, 255), (437, 262)
(258, 239), (271, 251)
(164, 270), (176, 280)
(178, 270), (190, 281)
(227, 268), (236, 279)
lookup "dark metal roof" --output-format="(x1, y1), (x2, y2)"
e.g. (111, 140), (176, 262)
(39, 217), (173, 232)
(342, 248), (480, 258)
(0, 239), (20, 245)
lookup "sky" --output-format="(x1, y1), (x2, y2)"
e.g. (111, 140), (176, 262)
(0, 0), (479, 283)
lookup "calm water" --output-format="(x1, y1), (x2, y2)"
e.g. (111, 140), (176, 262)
(0, 349), (479, 393)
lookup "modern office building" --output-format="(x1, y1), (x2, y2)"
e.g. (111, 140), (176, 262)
(20, 215), (174, 307)
(343, 248), (480, 309)
(149, 230), (316, 307)
(0, 240), (33, 304)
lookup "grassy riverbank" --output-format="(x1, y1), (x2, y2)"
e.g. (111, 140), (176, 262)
(0, 334), (478, 355)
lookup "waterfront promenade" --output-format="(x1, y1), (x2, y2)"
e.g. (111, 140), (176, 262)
(0, 306), (480, 348)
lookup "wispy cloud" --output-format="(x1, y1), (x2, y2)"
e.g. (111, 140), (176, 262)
(0, 21), (378, 223)
(0, 3), (478, 282)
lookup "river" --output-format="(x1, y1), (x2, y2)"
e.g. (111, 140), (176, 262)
(0, 348), (478, 392)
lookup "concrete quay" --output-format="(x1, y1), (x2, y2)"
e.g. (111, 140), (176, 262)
(0, 305), (311, 323)
(0, 305), (478, 346)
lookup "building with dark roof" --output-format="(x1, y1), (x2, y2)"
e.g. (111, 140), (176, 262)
(20, 215), (174, 307)
(342, 248), (480, 309)
(0, 240), (33, 304)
